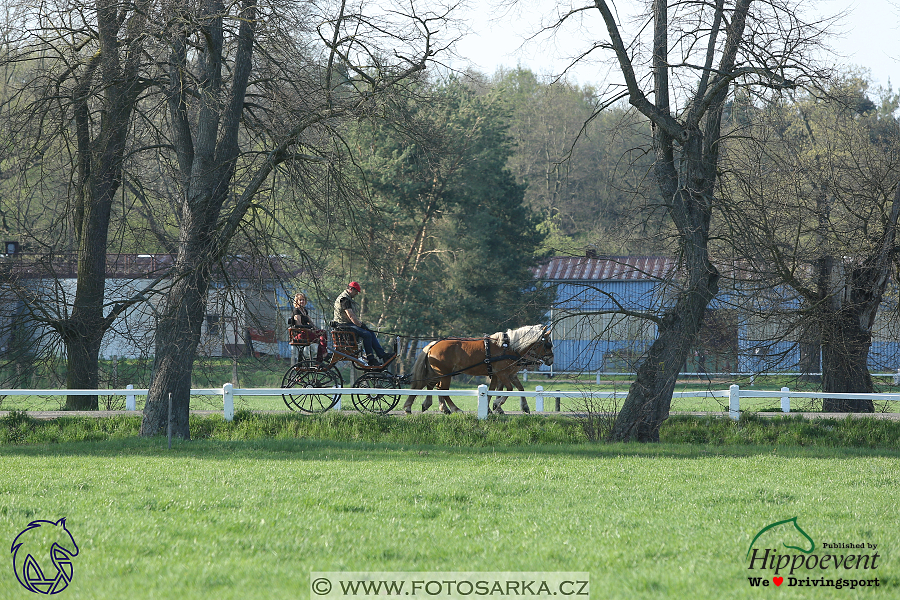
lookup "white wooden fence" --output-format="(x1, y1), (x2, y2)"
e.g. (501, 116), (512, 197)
(2, 384), (899, 421)
(522, 369), (900, 385)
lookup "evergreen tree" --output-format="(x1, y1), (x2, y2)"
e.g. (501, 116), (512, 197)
(344, 78), (551, 339)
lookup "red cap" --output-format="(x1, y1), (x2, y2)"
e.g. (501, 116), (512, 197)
(348, 281), (361, 292)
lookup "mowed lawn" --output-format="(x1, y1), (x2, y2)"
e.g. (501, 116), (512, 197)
(1, 439), (898, 600)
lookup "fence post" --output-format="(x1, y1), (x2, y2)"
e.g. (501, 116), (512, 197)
(535, 385), (544, 412)
(781, 387), (790, 413)
(477, 384), (489, 419)
(223, 382), (234, 422)
(523, 370), (528, 382)
(167, 393), (173, 449)
(126, 384), (135, 411)
(729, 384), (740, 421)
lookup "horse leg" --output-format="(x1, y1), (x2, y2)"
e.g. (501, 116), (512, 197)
(436, 378), (462, 414)
(500, 381), (515, 412)
(421, 385), (434, 412)
(510, 374), (529, 413)
(489, 377), (505, 414)
(444, 394), (462, 413)
(402, 391), (416, 414)
(407, 383), (434, 413)
(433, 376), (462, 413)
(436, 378), (453, 414)
(498, 376), (515, 413)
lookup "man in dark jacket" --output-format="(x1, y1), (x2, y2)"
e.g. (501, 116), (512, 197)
(332, 281), (393, 366)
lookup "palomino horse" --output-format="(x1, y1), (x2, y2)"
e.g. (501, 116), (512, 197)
(402, 325), (554, 414)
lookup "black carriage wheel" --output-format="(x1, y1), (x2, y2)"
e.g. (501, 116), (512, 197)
(352, 371), (402, 415)
(281, 360), (343, 413)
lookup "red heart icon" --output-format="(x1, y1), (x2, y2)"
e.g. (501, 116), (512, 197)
(773, 577), (783, 586)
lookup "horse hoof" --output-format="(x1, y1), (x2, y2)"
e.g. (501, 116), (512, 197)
(521, 406), (530, 414)
(492, 406), (504, 415)
(441, 406), (452, 415)
(404, 408), (411, 415)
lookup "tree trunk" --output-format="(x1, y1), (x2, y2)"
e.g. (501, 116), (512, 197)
(610, 258), (719, 441)
(63, 160), (120, 409)
(62, 325), (103, 410)
(140, 257), (211, 438)
(63, 213), (108, 409)
(818, 186), (899, 411)
(62, 145), (122, 411)
(797, 323), (821, 383)
(820, 308), (874, 412)
(140, 198), (220, 438)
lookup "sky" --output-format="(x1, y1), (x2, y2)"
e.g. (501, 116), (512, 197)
(449, 0), (900, 91)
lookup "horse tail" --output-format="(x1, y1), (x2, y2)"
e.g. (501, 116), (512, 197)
(410, 342), (436, 388)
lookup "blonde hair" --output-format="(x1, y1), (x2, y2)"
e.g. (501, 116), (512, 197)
(294, 292), (307, 302)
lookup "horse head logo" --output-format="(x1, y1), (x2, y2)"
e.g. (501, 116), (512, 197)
(11, 518), (79, 594)
(747, 516), (815, 558)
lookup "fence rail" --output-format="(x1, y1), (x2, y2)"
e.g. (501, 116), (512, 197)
(523, 370), (900, 384)
(2, 384), (899, 421)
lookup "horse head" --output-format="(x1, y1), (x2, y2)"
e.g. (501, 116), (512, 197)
(520, 325), (553, 366)
(539, 325), (554, 365)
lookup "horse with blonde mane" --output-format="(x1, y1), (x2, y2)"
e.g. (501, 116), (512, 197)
(402, 325), (553, 414)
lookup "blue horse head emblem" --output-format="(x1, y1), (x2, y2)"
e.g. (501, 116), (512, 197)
(11, 518), (79, 594)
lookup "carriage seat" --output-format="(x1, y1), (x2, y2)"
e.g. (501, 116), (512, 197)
(288, 326), (316, 346)
(330, 328), (360, 356)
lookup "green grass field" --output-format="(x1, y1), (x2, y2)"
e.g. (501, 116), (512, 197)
(1, 413), (899, 599)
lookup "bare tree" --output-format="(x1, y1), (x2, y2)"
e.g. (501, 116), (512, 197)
(719, 80), (900, 411)
(0, 0), (160, 409)
(533, 0), (830, 440)
(140, 0), (453, 438)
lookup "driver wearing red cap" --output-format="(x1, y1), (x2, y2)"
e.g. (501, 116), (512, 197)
(333, 281), (393, 366)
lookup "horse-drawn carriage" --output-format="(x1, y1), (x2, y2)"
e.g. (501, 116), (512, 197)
(282, 326), (405, 415)
(281, 324), (554, 415)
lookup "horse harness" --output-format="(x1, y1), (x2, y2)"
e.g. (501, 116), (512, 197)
(483, 332), (520, 377)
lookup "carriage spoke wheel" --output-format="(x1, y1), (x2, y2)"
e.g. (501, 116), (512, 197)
(352, 371), (401, 415)
(281, 360), (342, 413)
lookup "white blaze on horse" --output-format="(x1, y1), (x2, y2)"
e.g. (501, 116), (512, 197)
(402, 324), (554, 414)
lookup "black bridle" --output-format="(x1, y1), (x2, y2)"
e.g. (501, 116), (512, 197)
(528, 331), (553, 358)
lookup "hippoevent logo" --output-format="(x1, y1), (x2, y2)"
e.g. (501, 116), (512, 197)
(10, 518), (79, 594)
(746, 517), (881, 590)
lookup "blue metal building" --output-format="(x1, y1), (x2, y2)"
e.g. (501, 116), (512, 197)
(533, 255), (676, 372)
(535, 254), (900, 375)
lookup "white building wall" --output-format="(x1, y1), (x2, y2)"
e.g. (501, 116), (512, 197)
(46, 279), (281, 359)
